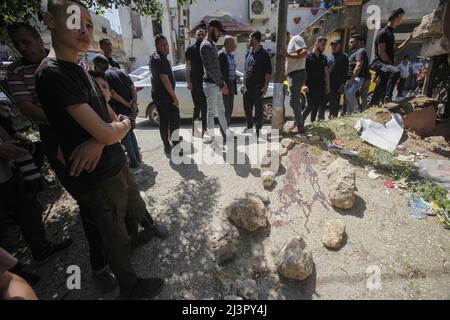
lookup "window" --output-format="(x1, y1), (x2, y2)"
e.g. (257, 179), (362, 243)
(131, 10), (143, 39)
(173, 69), (186, 82)
(152, 17), (162, 37)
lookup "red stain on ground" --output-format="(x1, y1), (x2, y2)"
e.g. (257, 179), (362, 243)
(273, 146), (329, 233)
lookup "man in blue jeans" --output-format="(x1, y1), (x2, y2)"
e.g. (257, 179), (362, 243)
(93, 54), (142, 173)
(284, 30), (308, 133)
(345, 34), (369, 114)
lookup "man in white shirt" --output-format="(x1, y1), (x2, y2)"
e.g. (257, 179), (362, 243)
(396, 55), (410, 97)
(283, 33), (308, 134)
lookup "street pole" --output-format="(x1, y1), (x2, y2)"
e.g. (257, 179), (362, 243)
(272, 0), (288, 130)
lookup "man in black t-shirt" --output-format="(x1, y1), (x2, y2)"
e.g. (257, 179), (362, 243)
(370, 8), (413, 105)
(304, 36), (330, 123)
(100, 38), (121, 69)
(93, 54), (142, 171)
(185, 29), (207, 135)
(36, 0), (166, 299)
(150, 34), (181, 155)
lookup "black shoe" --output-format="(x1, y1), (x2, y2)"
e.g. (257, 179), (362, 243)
(9, 264), (41, 287)
(120, 277), (165, 300)
(34, 239), (73, 266)
(148, 222), (170, 240)
(164, 145), (172, 156)
(132, 229), (154, 250)
(93, 268), (118, 294)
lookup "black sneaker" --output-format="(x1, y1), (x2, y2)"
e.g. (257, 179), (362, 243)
(9, 264), (41, 287)
(131, 229), (154, 250)
(120, 277), (165, 300)
(148, 222), (170, 240)
(34, 239), (73, 266)
(93, 268), (118, 294)
(164, 145), (172, 156)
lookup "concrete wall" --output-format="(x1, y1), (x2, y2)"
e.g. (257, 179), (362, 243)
(362, 0), (441, 23)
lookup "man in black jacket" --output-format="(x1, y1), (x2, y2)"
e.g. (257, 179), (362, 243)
(185, 29), (207, 136)
(218, 36), (238, 126)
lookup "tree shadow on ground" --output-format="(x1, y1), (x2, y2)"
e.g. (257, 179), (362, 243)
(134, 175), (221, 299)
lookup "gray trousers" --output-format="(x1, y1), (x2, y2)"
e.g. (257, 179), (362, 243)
(204, 82), (228, 140)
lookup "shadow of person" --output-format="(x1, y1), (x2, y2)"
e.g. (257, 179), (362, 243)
(134, 163), (158, 191)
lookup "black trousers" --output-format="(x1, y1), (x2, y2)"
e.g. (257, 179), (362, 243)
(40, 125), (107, 271)
(328, 90), (342, 119)
(304, 89), (327, 123)
(370, 60), (401, 105)
(243, 85), (264, 130)
(0, 174), (51, 258)
(191, 81), (207, 130)
(155, 101), (181, 148)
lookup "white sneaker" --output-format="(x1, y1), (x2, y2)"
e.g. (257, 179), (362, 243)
(213, 141), (226, 151)
(203, 135), (212, 144)
(226, 128), (236, 138)
(132, 168), (144, 175)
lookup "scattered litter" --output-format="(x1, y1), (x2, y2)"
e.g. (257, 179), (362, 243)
(396, 155), (416, 162)
(435, 205), (450, 230)
(326, 140), (359, 157)
(417, 159), (450, 191)
(340, 149), (359, 157)
(396, 178), (409, 189)
(332, 139), (346, 148)
(396, 145), (407, 152)
(385, 180), (397, 189)
(368, 169), (381, 180)
(355, 113), (404, 153)
(409, 199), (432, 220)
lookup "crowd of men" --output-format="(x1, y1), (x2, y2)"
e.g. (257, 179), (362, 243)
(0, 2), (428, 300)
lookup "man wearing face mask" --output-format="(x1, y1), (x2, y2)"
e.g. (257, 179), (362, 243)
(185, 29), (207, 136)
(200, 19), (232, 150)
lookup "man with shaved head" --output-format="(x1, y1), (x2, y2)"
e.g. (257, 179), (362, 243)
(35, 0), (165, 299)
(218, 35), (237, 126)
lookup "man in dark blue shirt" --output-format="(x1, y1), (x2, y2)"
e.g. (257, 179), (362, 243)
(327, 38), (348, 119)
(304, 36), (330, 124)
(93, 54), (142, 171)
(242, 31), (272, 136)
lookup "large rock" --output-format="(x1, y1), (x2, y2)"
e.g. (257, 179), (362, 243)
(322, 219), (346, 250)
(237, 279), (258, 300)
(412, 7), (444, 40)
(326, 158), (357, 209)
(261, 171), (275, 188)
(226, 196), (268, 232)
(281, 138), (296, 150)
(208, 220), (240, 264)
(424, 136), (449, 151)
(276, 237), (314, 281)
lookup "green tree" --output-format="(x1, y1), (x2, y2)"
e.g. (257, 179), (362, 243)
(0, 0), (193, 44)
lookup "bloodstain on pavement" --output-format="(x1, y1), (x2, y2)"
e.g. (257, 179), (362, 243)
(273, 145), (329, 233)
